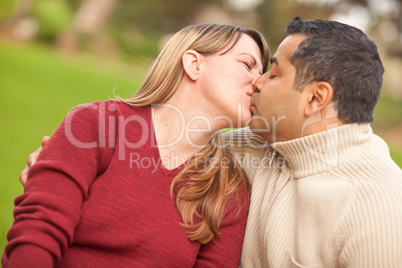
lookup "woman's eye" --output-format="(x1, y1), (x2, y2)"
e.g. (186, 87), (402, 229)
(243, 62), (251, 70)
(269, 75), (276, 79)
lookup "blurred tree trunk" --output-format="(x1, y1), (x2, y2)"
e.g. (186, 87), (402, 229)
(9, 0), (34, 22)
(256, 0), (334, 49)
(57, 0), (120, 51)
(71, 0), (120, 35)
(0, 0), (36, 41)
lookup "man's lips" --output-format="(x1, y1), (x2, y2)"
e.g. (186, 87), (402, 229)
(251, 92), (258, 107)
(250, 95), (257, 115)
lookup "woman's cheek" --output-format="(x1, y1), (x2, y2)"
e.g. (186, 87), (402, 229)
(241, 109), (252, 127)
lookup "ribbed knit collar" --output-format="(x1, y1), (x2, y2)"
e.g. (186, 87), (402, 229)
(271, 123), (373, 178)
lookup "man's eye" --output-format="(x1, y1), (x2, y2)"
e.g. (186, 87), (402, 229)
(269, 75), (276, 79)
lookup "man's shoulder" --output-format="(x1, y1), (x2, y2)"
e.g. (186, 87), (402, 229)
(337, 148), (402, 211)
(333, 127), (402, 182)
(224, 128), (269, 149)
(224, 128), (277, 184)
(356, 131), (402, 180)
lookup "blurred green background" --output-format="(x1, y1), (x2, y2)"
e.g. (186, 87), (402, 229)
(1, 0), (402, 255)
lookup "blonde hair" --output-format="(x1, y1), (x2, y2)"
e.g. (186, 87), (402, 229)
(125, 24), (269, 244)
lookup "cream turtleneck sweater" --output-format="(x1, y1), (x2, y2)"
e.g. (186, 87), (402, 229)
(225, 123), (402, 268)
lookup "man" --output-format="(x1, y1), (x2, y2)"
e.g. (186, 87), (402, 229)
(226, 17), (402, 267)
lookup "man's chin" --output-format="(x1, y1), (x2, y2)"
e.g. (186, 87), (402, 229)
(249, 121), (271, 141)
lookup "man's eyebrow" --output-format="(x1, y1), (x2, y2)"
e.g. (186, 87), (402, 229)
(270, 57), (278, 65)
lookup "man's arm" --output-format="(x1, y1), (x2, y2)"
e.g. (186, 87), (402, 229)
(19, 136), (50, 187)
(337, 179), (402, 267)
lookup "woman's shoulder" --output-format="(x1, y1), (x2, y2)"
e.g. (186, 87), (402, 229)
(69, 100), (151, 118)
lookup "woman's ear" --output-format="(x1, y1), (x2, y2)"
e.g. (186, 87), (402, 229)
(182, 50), (202, 81)
(304, 81), (334, 117)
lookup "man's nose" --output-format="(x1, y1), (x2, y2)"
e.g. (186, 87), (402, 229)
(253, 72), (269, 92)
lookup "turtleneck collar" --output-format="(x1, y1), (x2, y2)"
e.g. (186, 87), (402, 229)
(271, 123), (373, 178)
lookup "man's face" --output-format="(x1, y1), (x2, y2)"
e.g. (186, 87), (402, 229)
(250, 34), (309, 142)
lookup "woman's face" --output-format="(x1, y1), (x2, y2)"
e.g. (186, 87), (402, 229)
(199, 34), (263, 128)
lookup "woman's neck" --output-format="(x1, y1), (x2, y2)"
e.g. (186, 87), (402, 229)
(152, 93), (223, 170)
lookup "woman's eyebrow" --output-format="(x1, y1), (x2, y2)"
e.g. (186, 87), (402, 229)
(239, 53), (263, 74)
(239, 53), (257, 64)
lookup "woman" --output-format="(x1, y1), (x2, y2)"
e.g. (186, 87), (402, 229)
(2, 23), (269, 267)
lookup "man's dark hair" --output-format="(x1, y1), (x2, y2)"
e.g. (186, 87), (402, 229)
(285, 17), (384, 123)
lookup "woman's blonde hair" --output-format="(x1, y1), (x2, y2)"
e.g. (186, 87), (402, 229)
(125, 23), (269, 244)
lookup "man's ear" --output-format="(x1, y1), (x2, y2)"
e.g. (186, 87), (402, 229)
(182, 50), (202, 81)
(304, 81), (334, 117)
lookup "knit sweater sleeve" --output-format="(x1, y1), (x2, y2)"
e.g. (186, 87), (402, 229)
(3, 102), (114, 268)
(194, 190), (250, 267)
(337, 173), (402, 267)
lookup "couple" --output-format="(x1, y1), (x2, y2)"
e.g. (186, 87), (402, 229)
(3, 17), (402, 267)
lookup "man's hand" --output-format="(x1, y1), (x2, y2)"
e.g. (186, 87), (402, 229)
(19, 136), (50, 187)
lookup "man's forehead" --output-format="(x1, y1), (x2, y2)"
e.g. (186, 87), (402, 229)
(270, 34), (307, 67)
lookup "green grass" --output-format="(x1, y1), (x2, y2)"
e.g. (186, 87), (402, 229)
(0, 41), (144, 254)
(373, 93), (402, 128)
(390, 147), (402, 166)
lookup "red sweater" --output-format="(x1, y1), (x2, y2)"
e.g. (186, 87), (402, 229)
(2, 101), (249, 267)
